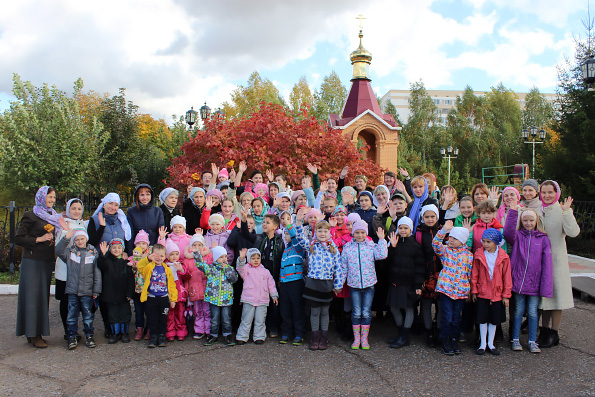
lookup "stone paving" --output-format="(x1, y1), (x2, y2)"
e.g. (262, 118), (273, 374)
(0, 296), (593, 396)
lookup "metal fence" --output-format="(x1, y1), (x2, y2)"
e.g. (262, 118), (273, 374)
(1, 200), (594, 272)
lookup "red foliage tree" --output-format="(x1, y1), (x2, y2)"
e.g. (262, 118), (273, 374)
(167, 103), (385, 190)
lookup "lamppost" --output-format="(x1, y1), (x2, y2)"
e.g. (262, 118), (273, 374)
(185, 106), (198, 130)
(186, 102), (225, 130)
(199, 102), (211, 121)
(440, 146), (458, 185)
(521, 126), (546, 177)
(582, 55), (595, 91)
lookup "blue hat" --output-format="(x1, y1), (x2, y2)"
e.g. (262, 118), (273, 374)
(482, 228), (503, 245)
(358, 191), (373, 202)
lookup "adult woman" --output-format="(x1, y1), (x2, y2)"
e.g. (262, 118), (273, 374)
(15, 186), (63, 348)
(406, 176), (439, 233)
(159, 187), (180, 233)
(496, 187), (521, 227)
(126, 183), (164, 255)
(183, 186), (206, 235)
(538, 180), (580, 348)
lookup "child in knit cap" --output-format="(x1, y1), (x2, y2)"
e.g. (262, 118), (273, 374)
(129, 229), (152, 341)
(196, 246), (238, 346)
(204, 213), (233, 265)
(165, 240), (189, 341)
(471, 228), (512, 356)
(432, 220), (473, 356)
(235, 248), (279, 345)
(185, 234), (212, 339)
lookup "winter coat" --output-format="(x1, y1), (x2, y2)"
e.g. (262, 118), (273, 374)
(252, 233), (285, 282)
(503, 209), (553, 297)
(55, 238), (102, 297)
(372, 212), (406, 237)
(196, 257), (238, 306)
(227, 222), (255, 263)
(184, 249), (209, 301)
(15, 211), (56, 261)
(204, 229), (234, 264)
(88, 213), (128, 249)
(339, 238), (388, 289)
(541, 203), (580, 310)
(55, 217), (86, 281)
(468, 217), (505, 252)
(97, 252), (135, 304)
(182, 196), (204, 235)
(126, 184), (165, 255)
(295, 225), (344, 290)
(280, 224), (307, 283)
(166, 233), (192, 260)
(200, 208), (240, 231)
(386, 236), (425, 290)
(136, 257), (178, 303)
(432, 229), (473, 300)
(471, 247), (513, 302)
(236, 258), (279, 306)
(415, 223), (444, 298)
(160, 204), (181, 234)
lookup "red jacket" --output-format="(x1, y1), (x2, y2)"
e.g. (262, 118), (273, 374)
(200, 208), (240, 231)
(471, 247), (512, 302)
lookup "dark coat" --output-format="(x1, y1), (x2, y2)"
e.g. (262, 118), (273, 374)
(241, 223), (284, 281)
(97, 252), (135, 304)
(182, 196), (203, 235)
(355, 207), (378, 239)
(126, 184), (164, 254)
(372, 211), (406, 237)
(15, 211), (56, 261)
(415, 223), (443, 279)
(160, 204), (181, 234)
(387, 236), (426, 289)
(227, 222), (256, 264)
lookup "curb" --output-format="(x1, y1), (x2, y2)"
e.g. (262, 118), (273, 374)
(0, 284), (55, 295)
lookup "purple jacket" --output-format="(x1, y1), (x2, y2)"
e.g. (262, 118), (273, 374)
(503, 209), (553, 297)
(204, 229), (234, 265)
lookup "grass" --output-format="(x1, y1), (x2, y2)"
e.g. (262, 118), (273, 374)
(0, 271), (56, 285)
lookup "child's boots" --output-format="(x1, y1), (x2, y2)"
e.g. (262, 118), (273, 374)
(319, 331), (329, 350)
(134, 327), (144, 341)
(351, 325), (361, 349)
(360, 325), (371, 350)
(309, 331), (320, 350)
(390, 327), (410, 349)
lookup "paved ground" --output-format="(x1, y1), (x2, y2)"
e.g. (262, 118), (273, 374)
(0, 295), (593, 396)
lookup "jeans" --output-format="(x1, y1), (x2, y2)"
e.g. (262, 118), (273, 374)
(236, 304), (268, 341)
(350, 286), (375, 326)
(66, 295), (95, 336)
(279, 280), (306, 338)
(209, 304), (232, 337)
(512, 293), (539, 342)
(439, 294), (465, 341)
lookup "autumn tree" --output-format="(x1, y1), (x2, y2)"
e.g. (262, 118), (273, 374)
(221, 71), (286, 119)
(167, 103), (385, 190)
(312, 71), (348, 122)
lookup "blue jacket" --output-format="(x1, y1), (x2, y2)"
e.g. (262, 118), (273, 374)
(280, 224), (307, 283)
(126, 184), (164, 255)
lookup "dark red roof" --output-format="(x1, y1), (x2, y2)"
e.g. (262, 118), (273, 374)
(332, 79), (398, 127)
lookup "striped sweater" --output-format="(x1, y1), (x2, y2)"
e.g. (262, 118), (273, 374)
(280, 224), (307, 283)
(432, 229), (473, 300)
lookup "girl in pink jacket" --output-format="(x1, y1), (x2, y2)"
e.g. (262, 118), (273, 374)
(185, 234), (212, 339)
(235, 248), (279, 345)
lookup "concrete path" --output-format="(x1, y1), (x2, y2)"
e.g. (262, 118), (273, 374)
(0, 296), (593, 396)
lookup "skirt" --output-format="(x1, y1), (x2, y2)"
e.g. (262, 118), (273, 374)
(106, 301), (132, 324)
(303, 277), (334, 303)
(386, 285), (418, 309)
(475, 298), (506, 325)
(16, 258), (54, 337)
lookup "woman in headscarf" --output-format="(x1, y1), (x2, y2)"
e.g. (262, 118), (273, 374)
(183, 186), (206, 235)
(15, 186), (63, 348)
(159, 187), (180, 233)
(406, 176), (439, 234)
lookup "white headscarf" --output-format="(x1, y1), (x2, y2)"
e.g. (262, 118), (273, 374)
(373, 185), (390, 208)
(92, 193), (132, 240)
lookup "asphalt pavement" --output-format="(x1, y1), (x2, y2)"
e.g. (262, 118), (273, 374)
(0, 295), (593, 396)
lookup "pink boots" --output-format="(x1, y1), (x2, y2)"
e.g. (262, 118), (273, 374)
(351, 325), (361, 349)
(361, 325), (371, 350)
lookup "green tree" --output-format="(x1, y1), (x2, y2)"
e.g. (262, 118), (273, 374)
(523, 87), (554, 128)
(221, 71), (286, 119)
(403, 80), (441, 165)
(0, 75), (108, 195)
(289, 76), (314, 118)
(382, 99), (403, 126)
(312, 71), (347, 121)
(484, 83), (523, 166)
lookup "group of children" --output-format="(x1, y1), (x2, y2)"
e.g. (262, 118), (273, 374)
(55, 165), (556, 357)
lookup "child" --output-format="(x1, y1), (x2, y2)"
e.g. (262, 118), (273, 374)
(386, 217), (425, 349)
(303, 208), (324, 240)
(250, 197), (270, 234)
(468, 201), (505, 253)
(454, 196), (477, 227)
(129, 230), (152, 341)
(432, 220), (473, 355)
(204, 213), (234, 265)
(201, 198), (240, 231)
(164, 216), (192, 254)
(136, 244), (178, 348)
(295, 207), (344, 351)
(56, 229), (102, 350)
(196, 246), (238, 346)
(279, 224), (308, 345)
(415, 204), (443, 346)
(164, 241), (190, 341)
(329, 205), (352, 340)
(355, 191), (377, 237)
(330, 206), (349, 250)
(185, 234), (211, 339)
(235, 248), (279, 344)
(503, 207), (553, 353)
(98, 238), (134, 344)
(470, 229), (512, 355)
(339, 220), (387, 350)
(372, 192), (408, 237)
(279, 211), (292, 229)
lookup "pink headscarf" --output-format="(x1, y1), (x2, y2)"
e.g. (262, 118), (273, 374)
(540, 180), (561, 208)
(496, 187), (520, 223)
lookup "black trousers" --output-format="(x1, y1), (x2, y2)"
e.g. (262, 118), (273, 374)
(279, 280), (306, 338)
(146, 296), (170, 337)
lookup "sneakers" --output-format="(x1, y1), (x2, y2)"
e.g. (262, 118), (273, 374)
(511, 340), (523, 351)
(147, 336), (158, 348)
(451, 338), (461, 355)
(67, 336), (78, 350)
(204, 335), (218, 346)
(292, 337), (303, 346)
(442, 340), (454, 356)
(529, 341), (541, 353)
(279, 336), (290, 344)
(193, 333), (205, 340)
(85, 335), (96, 348)
(224, 335), (236, 346)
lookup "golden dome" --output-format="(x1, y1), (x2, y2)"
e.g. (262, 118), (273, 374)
(350, 30), (372, 65)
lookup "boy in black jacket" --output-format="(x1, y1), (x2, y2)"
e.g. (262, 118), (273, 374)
(98, 238), (135, 344)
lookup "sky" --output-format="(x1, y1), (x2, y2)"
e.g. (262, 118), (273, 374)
(0, 0), (588, 124)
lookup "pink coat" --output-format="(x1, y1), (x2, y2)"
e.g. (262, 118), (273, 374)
(236, 258), (279, 306)
(167, 233), (192, 257)
(183, 246), (212, 301)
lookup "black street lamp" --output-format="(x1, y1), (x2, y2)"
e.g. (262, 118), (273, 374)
(200, 102), (211, 121)
(440, 145), (459, 185)
(185, 106), (198, 130)
(582, 56), (595, 91)
(213, 108), (225, 119)
(521, 126), (546, 177)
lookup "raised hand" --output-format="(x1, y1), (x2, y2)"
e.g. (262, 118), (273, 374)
(174, 262), (183, 272)
(98, 211), (106, 227)
(273, 196), (281, 208)
(240, 209), (248, 222)
(239, 248), (248, 259)
(306, 163), (318, 175)
(443, 220), (454, 232)
(229, 168), (236, 182)
(560, 196), (574, 212)
(99, 241), (109, 255)
(398, 167), (409, 178)
(301, 177), (312, 190)
(205, 195), (215, 210)
(187, 184), (193, 196)
(462, 218), (472, 232)
(266, 169), (275, 182)
(488, 186), (501, 202)
(158, 226), (168, 240)
(195, 227), (203, 235)
(211, 163), (220, 179)
(394, 179), (406, 192)
(296, 206), (309, 223)
(340, 166), (349, 179)
(377, 227), (386, 241)
(238, 161), (247, 173)
(329, 217), (337, 227)
(389, 231), (399, 247)
(377, 202), (388, 215)
(319, 180), (328, 193)
(442, 187), (456, 206)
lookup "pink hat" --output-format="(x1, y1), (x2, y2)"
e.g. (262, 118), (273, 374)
(134, 230), (150, 245)
(255, 183), (268, 193)
(306, 208), (323, 222)
(218, 168), (229, 179)
(346, 213), (362, 223)
(206, 189), (224, 201)
(351, 220), (368, 235)
(291, 190), (306, 204)
(166, 240), (180, 257)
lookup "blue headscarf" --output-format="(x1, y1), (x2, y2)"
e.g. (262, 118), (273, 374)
(409, 177), (428, 233)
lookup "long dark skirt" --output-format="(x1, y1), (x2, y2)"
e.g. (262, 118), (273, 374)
(16, 258), (54, 337)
